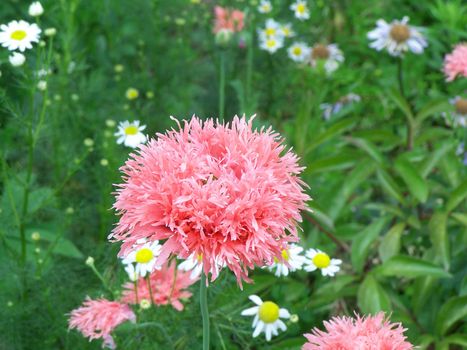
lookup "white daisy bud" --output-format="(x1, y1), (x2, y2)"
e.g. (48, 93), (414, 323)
(44, 27), (57, 37)
(9, 52), (26, 67)
(37, 80), (47, 91)
(100, 159), (109, 167)
(29, 2), (44, 17)
(139, 299), (151, 310)
(31, 231), (41, 241)
(85, 256), (95, 266)
(83, 138), (94, 147)
(215, 29), (233, 46)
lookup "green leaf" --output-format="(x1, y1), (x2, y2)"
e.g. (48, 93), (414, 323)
(394, 158), (429, 203)
(435, 295), (467, 336)
(415, 99), (451, 124)
(351, 217), (388, 273)
(304, 118), (357, 154)
(451, 212), (467, 227)
(307, 202), (334, 232)
(388, 88), (413, 121)
(446, 178), (467, 212)
(412, 276), (437, 313)
(378, 222), (405, 262)
(28, 187), (55, 215)
(357, 274), (391, 314)
(346, 137), (385, 165)
(306, 154), (358, 175)
(428, 211), (450, 269)
(443, 334), (467, 348)
(377, 255), (451, 279)
(376, 169), (406, 204)
(419, 140), (456, 178)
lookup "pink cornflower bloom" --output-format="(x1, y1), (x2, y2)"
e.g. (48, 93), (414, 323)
(68, 298), (135, 349)
(120, 261), (197, 311)
(213, 6), (245, 34)
(302, 313), (413, 350)
(443, 43), (467, 81)
(110, 116), (310, 286)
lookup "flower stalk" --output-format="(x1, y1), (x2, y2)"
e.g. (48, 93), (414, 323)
(200, 272), (210, 350)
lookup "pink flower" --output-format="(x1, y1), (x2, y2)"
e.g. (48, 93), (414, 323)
(213, 6), (245, 34)
(68, 298), (135, 349)
(110, 116), (310, 286)
(120, 261), (197, 311)
(302, 313), (414, 350)
(443, 43), (467, 82)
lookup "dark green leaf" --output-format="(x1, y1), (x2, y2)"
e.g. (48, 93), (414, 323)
(446, 178), (467, 212)
(378, 222), (405, 262)
(377, 255), (451, 279)
(376, 169), (406, 204)
(435, 295), (467, 336)
(357, 274), (391, 314)
(394, 158), (429, 203)
(428, 211), (449, 269)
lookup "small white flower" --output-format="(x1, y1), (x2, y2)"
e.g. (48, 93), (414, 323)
(265, 244), (306, 277)
(37, 80), (47, 91)
(304, 248), (342, 277)
(290, 1), (310, 20)
(444, 96), (467, 128)
(122, 240), (162, 280)
(258, 0), (272, 14)
(9, 52), (26, 66)
(178, 253), (204, 280)
(241, 295), (290, 341)
(115, 120), (147, 148)
(280, 23), (295, 38)
(287, 42), (311, 62)
(309, 43), (344, 74)
(257, 19), (283, 40)
(259, 36), (284, 54)
(367, 17), (427, 56)
(0, 20), (41, 51)
(29, 2), (44, 17)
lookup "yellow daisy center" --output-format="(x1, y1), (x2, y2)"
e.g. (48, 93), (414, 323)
(454, 98), (467, 115)
(265, 28), (276, 36)
(135, 248), (153, 263)
(266, 39), (276, 48)
(389, 24), (410, 43)
(11, 30), (27, 41)
(292, 47), (302, 56)
(258, 301), (280, 323)
(126, 88), (139, 100)
(124, 125), (139, 135)
(297, 4), (306, 14)
(312, 252), (331, 269)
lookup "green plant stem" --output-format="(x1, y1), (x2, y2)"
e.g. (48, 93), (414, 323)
(397, 58), (414, 150)
(146, 274), (154, 306)
(200, 273), (210, 350)
(219, 51), (226, 122)
(397, 58), (405, 98)
(89, 263), (114, 299)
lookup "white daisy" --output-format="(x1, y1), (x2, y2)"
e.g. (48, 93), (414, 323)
(280, 23), (295, 38)
(287, 42), (311, 62)
(265, 244), (306, 277)
(290, 1), (310, 20)
(367, 17), (427, 56)
(258, 0), (272, 14)
(29, 2), (44, 17)
(309, 43), (344, 74)
(9, 52), (26, 66)
(444, 96), (467, 128)
(0, 20), (41, 52)
(115, 120), (147, 148)
(259, 36), (284, 54)
(178, 252), (204, 280)
(121, 240), (162, 280)
(304, 248), (342, 277)
(241, 295), (290, 341)
(258, 19), (283, 40)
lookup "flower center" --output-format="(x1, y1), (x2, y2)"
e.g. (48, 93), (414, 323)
(292, 47), (302, 56)
(389, 24), (410, 43)
(135, 248), (153, 263)
(273, 249), (289, 263)
(455, 98), (467, 115)
(258, 301), (280, 323)
(197, 253), (203, 263)
(312, 252), (331, 268)
(11, 30), (27, 41)
(266, 39), (276, 48)
(297, 4), (306, 14)
(124, 125), (139, 135)
(312, 44), (330, 59)
(265, 28), (276, 36)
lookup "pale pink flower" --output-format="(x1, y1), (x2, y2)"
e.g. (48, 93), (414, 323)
(68, 298), (135, 349)
(213, 6), (244, 34)
(443, 43), (467, 81)
(110, 116), (310, 286)
(302, 313), (413, 350)
(120, 261), (197, 311)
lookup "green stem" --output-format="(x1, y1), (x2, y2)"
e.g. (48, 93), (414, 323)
(397, 58), (405, 98)
(219, 51), (226, 122)
(200, 273), (210, 350)
(146, 274), (154, 306)
(89, 263), (114, 299)
(397, 58), (414, 149)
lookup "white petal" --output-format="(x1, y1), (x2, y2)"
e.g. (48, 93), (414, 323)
(241, 306), (259, 316)
(249, 295), (263, 305)
(252, 321), (264, 338)
(279, 308), (290, 319)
